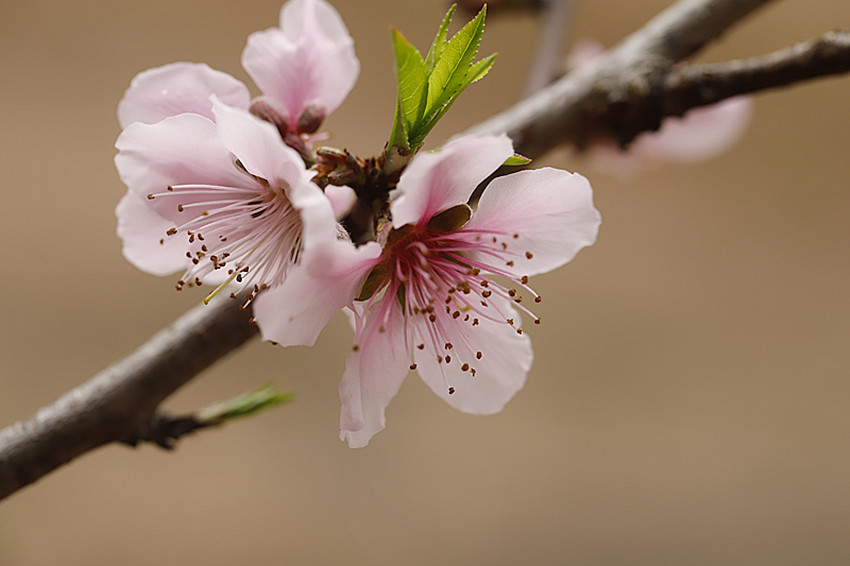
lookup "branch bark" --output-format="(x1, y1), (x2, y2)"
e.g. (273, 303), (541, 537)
(0, 296), (256, 500)
(2, 0), (850, 501)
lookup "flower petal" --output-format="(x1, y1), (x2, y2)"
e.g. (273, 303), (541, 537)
(390, 134), (514, 228)
(636, 96), (753, 163)
(117, 62), (250, 129)
(339, 303), (411, 448)
(115, 192), (188, 275)
(241, 0), (359, 126)
(464, 167), (601, 277)
(414, 300), (532, 414)
(211, 98), (311, 192)
(114, 113), (248, 223)
(253, 240), (380, 347)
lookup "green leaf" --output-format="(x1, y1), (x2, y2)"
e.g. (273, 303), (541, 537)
(388, 29), (428, 151)
(503, 153), (532, 166)
(197, 383), (294, 425)
(424, 7), (486, 115)
(466, 52), (497, 85)
(424, 4), (456, 71)
(385, 5), (495, 168)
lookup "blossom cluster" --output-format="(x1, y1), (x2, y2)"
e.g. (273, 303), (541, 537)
(115, 0), (601, 447)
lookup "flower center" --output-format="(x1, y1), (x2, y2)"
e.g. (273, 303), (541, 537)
(357, 209), (541, 393)
(146, 163), (303, 306)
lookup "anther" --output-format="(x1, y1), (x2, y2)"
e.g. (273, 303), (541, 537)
(417, 343), (425, 350)
(445, 355), (451, 364)
(521, 276), (529, 284)
(461, 363), (469, 372)
(534, 296), (542, 303)
(448, 387), (455, 395)
(177, 204), (184, 212)
(146, 194), (155, 200)
(409, 363), (417, 370)
(525, 251), (534, 259)
(534, 318), (541, 324)
(476, 351), (482, 359)
(352, 345), (360, 352)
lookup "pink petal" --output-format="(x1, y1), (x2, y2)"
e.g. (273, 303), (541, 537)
(391, 134), (514, 228)
(253, 240), (380, 347)
(241, 0), (359, 126)
(117, 62), (250, 129)
(324, 184), (357, 220)
(464, 167), (601, 277)
(211, 98), (311, 191)
(636, 96), (753, 163)
(114, 113), (247, 223)
(414, 299), (532, 414)
(115, 192), (188, 276)
(338, 304), (412, 448)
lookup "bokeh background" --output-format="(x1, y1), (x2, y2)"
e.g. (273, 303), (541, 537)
(2, 0), (849, 564)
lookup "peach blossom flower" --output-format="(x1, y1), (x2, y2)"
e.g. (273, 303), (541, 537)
(253, 135), (601, 446)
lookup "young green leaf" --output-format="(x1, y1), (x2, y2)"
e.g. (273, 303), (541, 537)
(385, 5), (495, 170)
(503, 153), (532, 166)
(197, 383), (294, 425)
(424, 4), (456, 71)
(388, 29), (429, 151)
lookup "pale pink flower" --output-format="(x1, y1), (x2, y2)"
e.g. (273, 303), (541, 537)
(254, 135), (601, 447)
(115, 98), (337, 298)
(117, 0), (359, 135)
(569, 39), (753, 175)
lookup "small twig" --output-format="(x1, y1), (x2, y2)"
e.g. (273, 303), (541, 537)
(129, 410), (208, 450)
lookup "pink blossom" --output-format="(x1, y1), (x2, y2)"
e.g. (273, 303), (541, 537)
(568, 39), (753, 175)
(115, 98), (337, 299)
(117, 0), (359, 135)
(253, 135), (601, 447)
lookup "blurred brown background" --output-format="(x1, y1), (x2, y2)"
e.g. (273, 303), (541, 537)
(2, 0), (849, 564)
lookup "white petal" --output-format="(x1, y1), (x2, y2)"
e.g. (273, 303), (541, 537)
(339, 304), (411, 448)
(115, 192), (188, 276)
(114, 113), (248, 223)
(118, 62), (250, 129)
(241, 0), (359, 125)
(414, 301), (532, 414)
(465, 167), (601, 277)
(211, 99), (310, 192)
(253, 240), (380, 347)
(390, 135), (514, 228)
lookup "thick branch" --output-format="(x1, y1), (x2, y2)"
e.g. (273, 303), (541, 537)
(0, 296), (256, 500)
(663, 30), (850, 112)
(3, 0), (849, 501)
(464, 0), (776, 154)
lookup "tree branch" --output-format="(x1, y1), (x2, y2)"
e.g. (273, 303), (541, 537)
(463, 0), (776, 154)
(0, 296), (256, 500)
(3, 0), (850, 501)
(663, 30), (850, 113)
